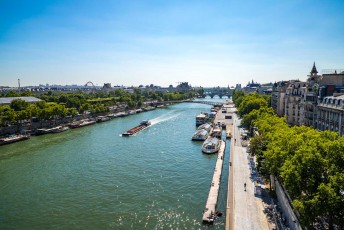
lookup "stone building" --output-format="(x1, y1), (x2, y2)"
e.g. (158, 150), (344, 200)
(271, 81), (288, 117)
(316, 95), (344, 136)
(300, 63), (321, 126)
(284, 80), (307, 125)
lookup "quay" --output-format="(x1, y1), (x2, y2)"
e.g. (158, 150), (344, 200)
(202, 140), (226, 224)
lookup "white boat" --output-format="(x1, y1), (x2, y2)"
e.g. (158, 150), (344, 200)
(202, 137), (221, 154)
(197, 123), (212, 133)
(211, 125), (222, 138)
(196, 113), (208, 126)
(192, 129), (209, 141)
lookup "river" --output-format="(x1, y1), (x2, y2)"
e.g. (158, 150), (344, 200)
(0, 99), (230, 229)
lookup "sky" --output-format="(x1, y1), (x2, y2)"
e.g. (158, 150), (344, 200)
(0, 0), (343, 87)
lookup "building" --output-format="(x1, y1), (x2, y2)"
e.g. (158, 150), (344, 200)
(271, 81), (289, 116)
(243, 80), (261, 94)
(316, 95), (344, 136)
(0, 96), (42, 105)
(284, 80), (307, 126)
(300, 63), (321, 126)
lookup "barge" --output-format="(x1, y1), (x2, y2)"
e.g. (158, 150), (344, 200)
(69, 119), (96, 129)
(0, 134), (30, 146)
(122, 120), (151, 136)
(36, 126), (69, 135)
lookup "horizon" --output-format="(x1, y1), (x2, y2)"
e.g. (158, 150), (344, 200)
(1, 0), (344, 87)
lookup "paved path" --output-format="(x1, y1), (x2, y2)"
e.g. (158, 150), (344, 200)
(226, 113), (272, 230)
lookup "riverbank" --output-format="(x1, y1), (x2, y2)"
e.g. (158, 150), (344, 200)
(0, 104), (174, 138)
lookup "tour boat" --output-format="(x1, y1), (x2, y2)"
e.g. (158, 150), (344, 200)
(211, 125), (222, 138)
(192, 129), (209, 141)
(197, 123), (212, 133)
(202, 137), (221, 154)
(196, 113), (208, 126)
(122, 120), (151, 136)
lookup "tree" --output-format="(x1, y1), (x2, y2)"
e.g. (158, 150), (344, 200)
(10, 99), (29, 111)
(238, 94), (268, 116)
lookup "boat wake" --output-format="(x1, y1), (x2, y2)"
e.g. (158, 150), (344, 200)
(150, 112), (181, 126)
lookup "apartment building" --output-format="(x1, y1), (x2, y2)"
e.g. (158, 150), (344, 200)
(271, 81), (288, 116)
(316, 95), (344, 136)
(285, 81), (307, 125)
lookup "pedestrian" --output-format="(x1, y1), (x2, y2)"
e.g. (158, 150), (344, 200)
(244, 182), (246, 191)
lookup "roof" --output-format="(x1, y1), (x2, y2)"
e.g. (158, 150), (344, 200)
(310, 62), (318, 75)
(196, 114), (207, 118)
(0, 96), (42, 105)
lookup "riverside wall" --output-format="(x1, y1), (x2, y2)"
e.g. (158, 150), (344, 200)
(272, 176), (303, 230)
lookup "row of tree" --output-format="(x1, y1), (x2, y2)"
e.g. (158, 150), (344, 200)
(0, 89), (195, 127)
(232, 90), (344, 229)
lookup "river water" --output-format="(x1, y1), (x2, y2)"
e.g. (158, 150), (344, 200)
(0, 99), (230, 229)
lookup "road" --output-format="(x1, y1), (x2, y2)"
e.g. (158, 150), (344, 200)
(226, 112), (273, 230)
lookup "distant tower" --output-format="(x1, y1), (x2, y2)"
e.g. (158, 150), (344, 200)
(18, 78), (21, 90)
(310, 62), (318, 76)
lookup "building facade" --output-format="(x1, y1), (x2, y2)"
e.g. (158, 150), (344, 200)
(316, 95), (344, 136)
(300, 63), (321, 127)
(284, 81), (307, 126)
(271, 81), (288, 117)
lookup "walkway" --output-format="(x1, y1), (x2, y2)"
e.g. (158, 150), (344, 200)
(226, 113), (273, 230)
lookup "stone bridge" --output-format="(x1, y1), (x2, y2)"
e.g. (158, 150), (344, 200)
(202, 87), (233, 98)
(151, 100), (223, 107)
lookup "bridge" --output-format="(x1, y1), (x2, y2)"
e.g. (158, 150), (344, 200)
(184, 100), (223, 106)
(149, 100), (224, 107)
(202, 87), (233, 98)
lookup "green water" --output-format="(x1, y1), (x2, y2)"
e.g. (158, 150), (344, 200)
(0, 102), (230, 229)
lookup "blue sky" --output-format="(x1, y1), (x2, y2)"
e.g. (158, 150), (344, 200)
(1, 0), (343, 87)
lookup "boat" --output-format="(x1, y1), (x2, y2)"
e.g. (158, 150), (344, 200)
(143, 106), (156, 112)
(197, 123), (212, 133)
(196, 113), (208, 126)
(96, 116), (110, 122)
(202, 137), (221, 154)
(128, 110), (136, 115)
(122, 120), (151, 136)
(211, 125), (222, 138)
(192, 129), (209, 141)
(52, 126), (69, 133)
(116, 112), (128, 117)
(135, 108), (143, 113)
(69, 119), (96, 129)
(36, 126), (69, 135)
(0, 134), (30, 146)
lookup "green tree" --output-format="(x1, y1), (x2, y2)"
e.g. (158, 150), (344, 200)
(10, 99), (29, 111)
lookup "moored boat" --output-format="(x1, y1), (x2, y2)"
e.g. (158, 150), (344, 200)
(69, 119), (96, 129)
(192, 129), (209, 141)
(202, 137), (221, 154)
(196, 113), (208, 126)
(211, 125), (222, 138)
(143, 106), (156, 111)
(0, 134), (30, 146)
(122, 120), (151, 136)
(197, 123), (212, 133)
(36, 126), (69, 135)
(96, 116), (110, 123)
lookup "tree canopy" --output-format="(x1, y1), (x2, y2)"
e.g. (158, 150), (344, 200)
(233, 91), (344, 229)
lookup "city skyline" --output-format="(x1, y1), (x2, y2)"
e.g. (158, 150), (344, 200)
(1, 0), (344, 87)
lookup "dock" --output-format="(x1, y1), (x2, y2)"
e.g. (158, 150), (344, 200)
(202, 140), (226, 224)
(226, 124), (233, 139)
